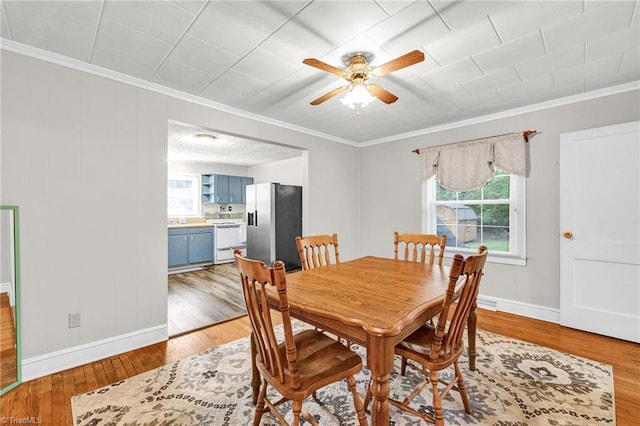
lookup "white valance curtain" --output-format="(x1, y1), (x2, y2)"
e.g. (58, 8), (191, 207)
(418, 132), (528, 191)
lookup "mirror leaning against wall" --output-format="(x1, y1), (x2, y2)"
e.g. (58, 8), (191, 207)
(0, 205), (21, 395)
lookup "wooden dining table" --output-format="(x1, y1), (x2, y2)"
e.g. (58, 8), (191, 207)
(254, 256), (479, 426)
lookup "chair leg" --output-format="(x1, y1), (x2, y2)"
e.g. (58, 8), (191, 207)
(346, 376), (368, 426)
(400, 356), (408, 375)
(301, 408), (321, 426)
(292, 400), (302, 426)
(253, 379), (268, 426)
(363, 380), (372, 411)
(429, 370), (445, 426)
(454, 362), (471, 413)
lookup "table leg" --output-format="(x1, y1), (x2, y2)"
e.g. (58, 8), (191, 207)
(367, 335), (395, 426)
(468, 302), (477, 371)
(250, 333), (260, 404)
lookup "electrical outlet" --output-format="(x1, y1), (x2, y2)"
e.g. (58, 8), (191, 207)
(69, 312), (81, 328)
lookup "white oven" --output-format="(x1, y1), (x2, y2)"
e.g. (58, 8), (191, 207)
(213, 223), (247, 264)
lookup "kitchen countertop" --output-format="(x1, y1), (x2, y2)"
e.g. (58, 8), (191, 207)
(167, 222), (214, 229)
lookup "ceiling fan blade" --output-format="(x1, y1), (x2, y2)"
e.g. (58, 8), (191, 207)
(303, 58), (346, 78)
(371, 50), (425, 77)
(367, 84), (399, 104)
(310, 86), (348, 105)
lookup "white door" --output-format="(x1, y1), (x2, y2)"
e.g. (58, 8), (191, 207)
(560, 121), (640, 343)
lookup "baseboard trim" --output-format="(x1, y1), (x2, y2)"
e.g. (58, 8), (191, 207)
(22, 325), (168, 382)
(168, 265), (206, 275)
(477, 294), (560, 324)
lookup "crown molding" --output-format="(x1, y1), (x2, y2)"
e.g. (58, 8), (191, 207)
(0, 38), (359, 147)
(359, 80), (640, 147)
(2, 38), (638, 149)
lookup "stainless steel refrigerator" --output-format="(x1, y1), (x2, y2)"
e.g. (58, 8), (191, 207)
(246, 183), (302, 271)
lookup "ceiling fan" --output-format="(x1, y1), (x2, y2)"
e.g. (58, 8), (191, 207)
(303, 50), (425, 107)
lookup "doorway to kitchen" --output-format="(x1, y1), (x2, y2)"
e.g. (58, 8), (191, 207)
(166, 120), (306, 336)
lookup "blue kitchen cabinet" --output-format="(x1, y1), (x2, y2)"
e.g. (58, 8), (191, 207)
(228, 176), (242, 204)
(201, 174), (253, 204)
(188, 227), (214, 264)
(214, 175), (230, 203)
(168, 226), (213, 268)
(201, 174), (215, 203)
(168, 228), (189, 267)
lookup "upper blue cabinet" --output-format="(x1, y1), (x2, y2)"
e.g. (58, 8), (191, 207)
(202, 174), (253, 204)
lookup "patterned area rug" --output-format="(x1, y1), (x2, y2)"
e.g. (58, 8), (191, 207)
(72, 322), (615, 425)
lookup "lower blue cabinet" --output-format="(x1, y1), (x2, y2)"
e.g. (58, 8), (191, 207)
(168, 229), (189, 267)
(168, 227), (213, 268)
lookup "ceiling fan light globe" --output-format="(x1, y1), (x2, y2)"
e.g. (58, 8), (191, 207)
(340, 93), (356, 109)
(341, 83), (374, 109)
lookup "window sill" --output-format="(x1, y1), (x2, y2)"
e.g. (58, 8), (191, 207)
(443, 251), (526, 266)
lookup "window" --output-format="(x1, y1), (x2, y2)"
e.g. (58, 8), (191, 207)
(423, 169), (526, 265)
(167, 173), (201, 218)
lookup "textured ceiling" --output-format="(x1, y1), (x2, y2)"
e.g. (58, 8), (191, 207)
(168, 121), (303, 166)
(2, 0), (639, 158)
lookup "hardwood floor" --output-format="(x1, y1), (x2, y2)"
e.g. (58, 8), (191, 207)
(168, 263), (246, 336)
(1, 310), (638, 425)
(0, 292), (18, 390)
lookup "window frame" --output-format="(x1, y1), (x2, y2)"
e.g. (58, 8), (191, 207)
(167, 173), (201, 218)
(422, 173), (527, 266)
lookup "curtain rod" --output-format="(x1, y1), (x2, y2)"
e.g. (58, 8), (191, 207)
(412, 130), (539, 154)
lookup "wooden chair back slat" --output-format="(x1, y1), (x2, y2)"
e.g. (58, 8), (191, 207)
(394, 232), (447, 265)
(296, 234), (340, 270)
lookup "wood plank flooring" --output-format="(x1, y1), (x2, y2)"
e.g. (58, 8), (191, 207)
(1, 309), (638, 425)
(168, 263), (246, 336)
(0, 292), (18, 390)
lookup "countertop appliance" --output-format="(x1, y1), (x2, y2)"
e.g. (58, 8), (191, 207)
(246, 183), (302, 271)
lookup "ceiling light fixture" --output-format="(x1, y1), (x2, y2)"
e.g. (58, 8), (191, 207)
(340, 79), (375, 110)
(195, 133), (217, 148)
(195, 133), (217, 142)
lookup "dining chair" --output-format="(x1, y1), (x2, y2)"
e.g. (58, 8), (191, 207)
(295, 233), (340, 270)
(366, 246), (488, 425)
(234, 250), (367, 426)
(394, 231), (448, 373)
(394, 232), (447, 265)
(295, 233), (354, 347)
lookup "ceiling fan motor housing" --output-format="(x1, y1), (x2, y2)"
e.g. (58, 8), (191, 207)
(346, 55), (371, 81)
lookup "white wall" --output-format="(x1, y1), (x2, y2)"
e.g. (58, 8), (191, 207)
(1, 51), (169, 376)
(359, 90), (640, 316)
(1, 50), (360, 379)
(167, 160), (249, 177)
(250, 156), (305, 187)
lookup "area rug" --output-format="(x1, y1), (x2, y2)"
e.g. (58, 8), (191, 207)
(71, 322), (615, 425)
